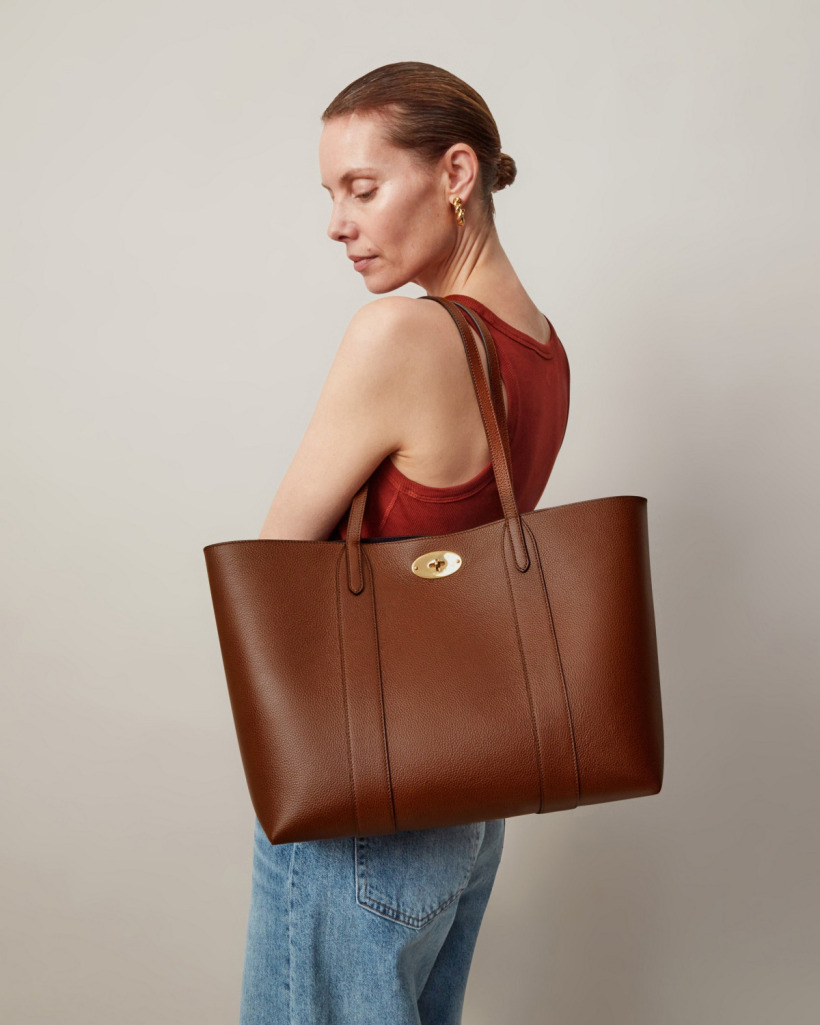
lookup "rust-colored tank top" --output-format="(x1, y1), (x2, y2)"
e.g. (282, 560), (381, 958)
(329, 293), (571, 540)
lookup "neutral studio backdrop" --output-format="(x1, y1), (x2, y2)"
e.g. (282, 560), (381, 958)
(2, 1), (818, 1022)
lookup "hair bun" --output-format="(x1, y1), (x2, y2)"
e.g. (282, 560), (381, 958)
(494, 152), (517, 191)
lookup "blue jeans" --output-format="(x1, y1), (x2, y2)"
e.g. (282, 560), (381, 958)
(239, 815), (506, 1024)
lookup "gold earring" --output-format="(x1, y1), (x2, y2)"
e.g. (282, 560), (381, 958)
(451, 196), (465, 227)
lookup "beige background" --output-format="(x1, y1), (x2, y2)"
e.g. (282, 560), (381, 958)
(2, 1), (818, 1022)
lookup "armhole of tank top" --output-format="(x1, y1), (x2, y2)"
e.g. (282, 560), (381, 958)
(374, 483), (403, 535)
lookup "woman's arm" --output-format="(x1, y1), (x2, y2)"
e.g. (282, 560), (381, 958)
(257, 297), (417, 541)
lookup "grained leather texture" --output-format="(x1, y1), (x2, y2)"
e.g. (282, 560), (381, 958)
(203, 297), (664, 844)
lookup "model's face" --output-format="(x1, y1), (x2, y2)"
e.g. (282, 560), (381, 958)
(319, 112), (459, 294)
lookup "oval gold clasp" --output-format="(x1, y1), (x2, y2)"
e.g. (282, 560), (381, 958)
(411, 550), (463, 578)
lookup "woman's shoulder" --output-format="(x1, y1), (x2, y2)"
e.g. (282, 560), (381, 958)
(340, 295), (449, 361)
(346, 295), (437, 332)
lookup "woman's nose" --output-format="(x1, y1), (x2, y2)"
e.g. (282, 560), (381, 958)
(327, 206), (356, 243)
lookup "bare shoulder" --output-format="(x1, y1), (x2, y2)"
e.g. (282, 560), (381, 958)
(342, 295), (437, 344)
(336, 295), (446, 374)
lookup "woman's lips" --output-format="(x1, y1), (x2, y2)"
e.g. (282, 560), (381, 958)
(353, 256), (377, 272)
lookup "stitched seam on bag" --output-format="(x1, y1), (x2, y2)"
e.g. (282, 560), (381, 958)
(364, 552), (398, 831)
(526, 520), (581, 800)
(500, 521), (546, 814)
(335, 545), (361, 837)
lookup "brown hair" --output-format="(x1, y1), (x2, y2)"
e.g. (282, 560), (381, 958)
(321, 61), (517, 222)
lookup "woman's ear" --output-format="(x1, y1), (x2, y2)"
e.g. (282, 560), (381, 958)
(441, 142), (480, 204)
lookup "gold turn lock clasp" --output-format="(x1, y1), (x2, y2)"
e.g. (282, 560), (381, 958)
(411, 550), (463, 578)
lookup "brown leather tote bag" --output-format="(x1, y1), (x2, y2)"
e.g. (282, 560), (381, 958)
(203, 296), (664, 844)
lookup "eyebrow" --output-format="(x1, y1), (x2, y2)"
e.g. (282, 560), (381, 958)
(320, 167), (378, 191)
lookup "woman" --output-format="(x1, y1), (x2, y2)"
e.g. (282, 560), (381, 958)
(241, 61), (570, 1025)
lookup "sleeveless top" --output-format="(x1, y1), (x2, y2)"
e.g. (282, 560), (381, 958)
(329, 293), (571, 540)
